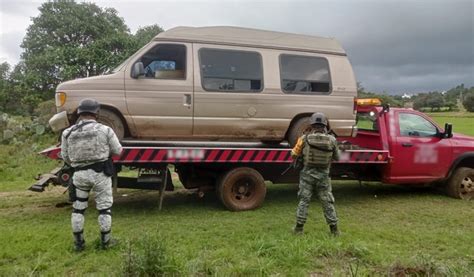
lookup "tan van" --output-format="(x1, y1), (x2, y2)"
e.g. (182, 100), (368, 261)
(55, 26), (357, 145)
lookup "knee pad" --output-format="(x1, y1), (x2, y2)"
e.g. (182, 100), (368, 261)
(98, 208), (112, 216)
(72, 208), (86, 215)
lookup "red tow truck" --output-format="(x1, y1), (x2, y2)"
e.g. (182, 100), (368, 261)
(31, 99), (474, 210)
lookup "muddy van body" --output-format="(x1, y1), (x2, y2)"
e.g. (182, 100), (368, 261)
(55, 26), (358, 145)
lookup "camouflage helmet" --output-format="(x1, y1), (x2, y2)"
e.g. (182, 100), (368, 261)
(309, 112), (328, 126)
(77, 98), (100, 115)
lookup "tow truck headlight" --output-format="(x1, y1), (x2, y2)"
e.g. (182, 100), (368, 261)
(55, 92), (67, 107)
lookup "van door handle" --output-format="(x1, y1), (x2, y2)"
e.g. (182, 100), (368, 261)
(402, 143), (413, 147)
(183, 94), (191, 108)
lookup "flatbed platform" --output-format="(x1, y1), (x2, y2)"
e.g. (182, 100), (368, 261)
(40, 142), (389, 165)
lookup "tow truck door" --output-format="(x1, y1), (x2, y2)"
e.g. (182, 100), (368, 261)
(388, 111), (453, 183)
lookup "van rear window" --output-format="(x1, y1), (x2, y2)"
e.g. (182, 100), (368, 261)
(280, 55), (331, 94)
(199, 49), (263, 92)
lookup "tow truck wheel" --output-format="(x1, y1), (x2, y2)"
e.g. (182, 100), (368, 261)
(217, 167), (266, 211)
(447, 167), (474, 200)
(98, 109), (125, 140)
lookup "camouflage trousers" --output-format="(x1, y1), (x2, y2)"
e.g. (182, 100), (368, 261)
(71, 169), (113, 240)
(296, 167), (338, 226)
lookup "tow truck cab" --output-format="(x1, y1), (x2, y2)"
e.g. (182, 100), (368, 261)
(344, 101), (474, 195)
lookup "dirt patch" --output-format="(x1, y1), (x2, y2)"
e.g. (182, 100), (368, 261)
(389, 264), (430, 276)
(0, 186), (68, 216)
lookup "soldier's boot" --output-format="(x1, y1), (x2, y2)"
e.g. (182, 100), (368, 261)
(329, 224), (340, 237)
(293, 223), (304, 235)
(73, 231), (85, 252)
(100, 231), (118, 250)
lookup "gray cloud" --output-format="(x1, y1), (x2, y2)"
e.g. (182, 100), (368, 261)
(0, 0), (39, 16)
(0, 32), (25, 65)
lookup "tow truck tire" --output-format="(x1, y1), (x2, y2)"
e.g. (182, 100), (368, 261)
(98, 109), (125, 140)
(288, 117), (311, 147)
(447, 167), (474, 200)
(217, 167), (266, 211)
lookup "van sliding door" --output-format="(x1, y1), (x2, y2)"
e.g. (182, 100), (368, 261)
(192, 45), (268, 140)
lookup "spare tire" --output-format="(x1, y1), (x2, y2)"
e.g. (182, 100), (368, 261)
(217, 167), (266, 211)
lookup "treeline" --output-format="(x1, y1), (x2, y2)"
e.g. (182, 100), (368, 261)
(358, 83), (474, 112)
(0, 0), (163, 115)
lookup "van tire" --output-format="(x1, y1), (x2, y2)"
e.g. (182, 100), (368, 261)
(98, 109), (125, 140)
(217, 167), (266, 211)
(447, 167), (474, 200)
(288, 117), (311, 147)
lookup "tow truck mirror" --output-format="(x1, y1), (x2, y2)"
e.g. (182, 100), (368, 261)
(131, 62), (145, 78)
(442, 123), (453, 138)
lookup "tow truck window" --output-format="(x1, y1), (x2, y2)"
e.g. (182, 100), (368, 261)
(199, 49), (263, 92)
(138, 44), (186, 79)
(280, 55), (331, 94)
(356, 112), (378, 131)
(398, 113), (437, 137)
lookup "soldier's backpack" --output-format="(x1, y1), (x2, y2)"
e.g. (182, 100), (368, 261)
(303, 133), (334, 167)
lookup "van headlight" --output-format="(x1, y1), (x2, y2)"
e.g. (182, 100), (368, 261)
(55, 92), (67, 107)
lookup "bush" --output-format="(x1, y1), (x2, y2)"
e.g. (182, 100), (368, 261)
(0, 99), (56, 144)
(122, 234), (182, 276)
(462, 93), (474, 112)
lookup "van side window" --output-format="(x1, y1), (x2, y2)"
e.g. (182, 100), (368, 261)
(139, 44), (186, 79)
(280, 55), (331, 94)
(199, 49), (263, 92)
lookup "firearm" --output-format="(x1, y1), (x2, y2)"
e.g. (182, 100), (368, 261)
(281, 156), (303, 175)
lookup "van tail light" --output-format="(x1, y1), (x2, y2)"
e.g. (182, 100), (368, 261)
(55, 92), (67, 107)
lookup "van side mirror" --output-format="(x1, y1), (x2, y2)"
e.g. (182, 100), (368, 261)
(131, 62), (145, 78)
(442, 123), (453, 138)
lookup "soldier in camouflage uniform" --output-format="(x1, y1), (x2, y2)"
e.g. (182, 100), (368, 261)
(291, 112), (340, 236)
(60, 99), (122, 251)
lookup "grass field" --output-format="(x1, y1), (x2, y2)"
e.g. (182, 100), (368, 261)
(427, 112), (474, 136)
(0, 113), (473, 275)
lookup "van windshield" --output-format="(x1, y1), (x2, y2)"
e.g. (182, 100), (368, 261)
(112, 42), (153, 73)
(112, 56), (133, 73)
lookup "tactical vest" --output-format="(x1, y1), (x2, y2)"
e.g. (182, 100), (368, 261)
(302, 132), (334, 167)
(66, 121), (108, 164)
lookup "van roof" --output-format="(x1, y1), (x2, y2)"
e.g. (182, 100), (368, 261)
(154, 26), (346, 56)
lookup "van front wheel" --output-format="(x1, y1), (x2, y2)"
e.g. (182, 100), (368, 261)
(98, 109), (125, 140)
(288, 117), (311, 147)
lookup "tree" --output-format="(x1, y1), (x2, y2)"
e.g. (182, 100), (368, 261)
(133, 24), (164, 48)
(20, 0), (134, 101)
(412, 93), (428, 111)
(0, 62), (11, 112)
(462, 92), (474, 112)
(425, 92), (444, 111)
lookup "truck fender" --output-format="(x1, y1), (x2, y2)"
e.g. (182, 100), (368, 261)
(446, 152), (474, 179)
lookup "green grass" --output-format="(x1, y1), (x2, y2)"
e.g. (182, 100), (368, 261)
(1, 182), (473, 275)
(428, 112), (474, 136)
(0, 134), (61, 192)
(1, 113), (473, 275)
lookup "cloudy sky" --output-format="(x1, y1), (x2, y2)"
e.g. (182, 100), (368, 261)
(0, 0), (473, 94)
